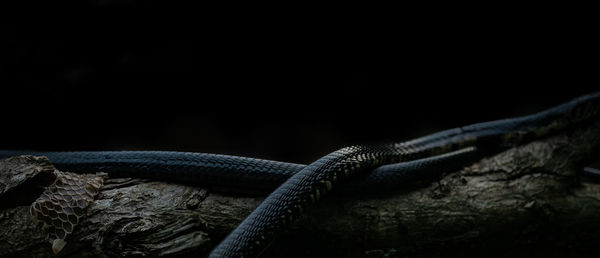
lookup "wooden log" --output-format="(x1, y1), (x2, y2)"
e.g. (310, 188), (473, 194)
(0, 120), (599, 257)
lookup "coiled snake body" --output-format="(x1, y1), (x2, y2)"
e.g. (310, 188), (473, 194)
(1, 92), (599, 257)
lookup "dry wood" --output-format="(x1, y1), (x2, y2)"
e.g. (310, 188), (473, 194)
(0, 120), (599, 257)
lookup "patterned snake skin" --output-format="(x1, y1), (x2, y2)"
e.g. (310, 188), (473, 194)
(30, 171), (103, 254)
(1, 92), (599, 257)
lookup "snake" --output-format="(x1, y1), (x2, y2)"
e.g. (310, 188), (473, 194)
(1, 92), (599, 257)
(0, 147), (479, 195)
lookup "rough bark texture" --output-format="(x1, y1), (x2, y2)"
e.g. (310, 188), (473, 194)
(1, 120), (599, 258)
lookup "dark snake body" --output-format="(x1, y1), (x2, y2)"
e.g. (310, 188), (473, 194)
(1, 92), (599, 257)
(210, 92), (600, 257)
(0, 147), (479, 194)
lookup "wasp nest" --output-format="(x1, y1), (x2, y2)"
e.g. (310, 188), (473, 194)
(30, 171), (103, 254)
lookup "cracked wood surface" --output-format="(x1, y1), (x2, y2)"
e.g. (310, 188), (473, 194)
(0, 120), (599, 257)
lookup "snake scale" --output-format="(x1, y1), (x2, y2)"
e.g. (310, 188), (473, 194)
(0, 92), (599, 257)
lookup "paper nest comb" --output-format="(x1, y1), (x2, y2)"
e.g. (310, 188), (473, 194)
(30, 171), (103, 254)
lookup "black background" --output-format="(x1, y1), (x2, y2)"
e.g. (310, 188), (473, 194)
(1, 8), (597, 164)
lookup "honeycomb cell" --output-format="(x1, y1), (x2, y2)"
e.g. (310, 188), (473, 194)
(50, 200), (60, 208)
(62, 221), (73, 233)
(62, 194), (72, 201)
(54, 193), (65, 201)
(72, 206), (84, 216)
(48, 209), (58, 219)
(67, 214), (78, 225)
(62, 206), (73, 215)
(58, 212), (68, 222)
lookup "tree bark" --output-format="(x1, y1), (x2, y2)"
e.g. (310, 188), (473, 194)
(1, 120), (599, 258)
